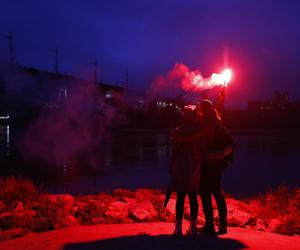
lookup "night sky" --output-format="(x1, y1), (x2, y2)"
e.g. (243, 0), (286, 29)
(1, 0), (300, 108)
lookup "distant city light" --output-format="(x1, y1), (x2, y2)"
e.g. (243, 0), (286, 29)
(0, 114), (10, 120)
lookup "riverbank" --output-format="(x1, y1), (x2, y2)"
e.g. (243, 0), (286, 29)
(0, 177), (299, 241)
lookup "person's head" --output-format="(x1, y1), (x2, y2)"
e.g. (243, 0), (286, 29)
(199, 99), (222, 125)
(182, 104), (198, 123)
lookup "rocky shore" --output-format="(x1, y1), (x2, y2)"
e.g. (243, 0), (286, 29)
(1, 184), (299, 241)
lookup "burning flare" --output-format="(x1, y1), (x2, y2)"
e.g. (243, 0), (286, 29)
(210, 68), (232, 87)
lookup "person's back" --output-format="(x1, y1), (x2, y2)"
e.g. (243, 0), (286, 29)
(198, 99), (231, 235)
(170, 105), (202, 236)
(170, 123), (202, 192)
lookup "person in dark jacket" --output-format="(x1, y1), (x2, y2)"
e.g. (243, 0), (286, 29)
(170, 104), (202, 236)
(198, 99), (232, 235)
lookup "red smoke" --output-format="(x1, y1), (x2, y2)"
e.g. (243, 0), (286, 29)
(151, 63), (232, 95)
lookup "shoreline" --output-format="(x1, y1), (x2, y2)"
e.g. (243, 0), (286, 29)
(0, 180), (299, 241)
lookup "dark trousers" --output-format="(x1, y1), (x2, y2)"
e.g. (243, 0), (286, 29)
(176, 192), (198, 221)
(200, 166), (227, 227)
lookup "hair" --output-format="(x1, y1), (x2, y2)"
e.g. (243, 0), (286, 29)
(182, 104), (198, 123)
(199, 99), (222, 126)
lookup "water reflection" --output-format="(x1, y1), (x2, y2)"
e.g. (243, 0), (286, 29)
(6, 125), (10, 156)
(0, 127), (299, 196)
(0, 125), (10, 157)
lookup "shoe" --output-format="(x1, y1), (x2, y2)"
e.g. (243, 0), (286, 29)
(217, 224), (228, 235)
(186, 220), (197, 236)
(173, 220), (183, 237)
(197, 224), (216, 235)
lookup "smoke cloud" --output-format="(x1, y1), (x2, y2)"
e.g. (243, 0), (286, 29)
(0, 64), (127, 174)
(151, 63), (226, 98)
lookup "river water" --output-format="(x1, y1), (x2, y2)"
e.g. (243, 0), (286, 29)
(0, 126), (299, 197)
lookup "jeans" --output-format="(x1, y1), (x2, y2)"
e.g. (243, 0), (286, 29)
(200, 166), (227, 227)
(176, 191), (198, 221)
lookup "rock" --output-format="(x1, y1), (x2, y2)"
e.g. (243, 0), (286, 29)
(0, 200), (5, 211)
(227, 198), (251, 212)
(122, 217), (134, 223)
(29, 201), (43, 210)
(113, 189), (136, 198)
(13, 209), (37, 220)
(227, 199), (252, 227)
(227, 209), (251, 227)
(91, 217), (106, 224)
(86, 200), (107, 218)
(63, 215), (79, 227)
(47, 194), (75, 212)
(76, 201), (88, 209)
(255, 219), (267, 231)
(24, 209), (37, 218)
(164, 198), (176, 216)
(118, 197), (137, 210)
(78, 195), (98, 202)
(268, 219), (282, 233)
(249, 200), (260, 209)
(59, 195), (75, 212)
(135, 189), (154, 201)
(197, 216), (205, 225)
(97, 194), (114, 205)
(0, 228), (25, 241)
(0, 212), (15, 230)
(105, 201), (129, 219)
(13, 202), (24, 212)
(0, 212), (12, 220)
(131, 200), (156, 221)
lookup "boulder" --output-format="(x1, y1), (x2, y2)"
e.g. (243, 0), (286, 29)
(91, 217), (106, 224)
(97, 194), (114, 205)
(164, 198), (176, 216)
(118, 197), (137, 210)
(47, 194), (75, 212)
(113, 189), (136, 198)
(0, 228), (25, 241)
(24, 209), (37, 218)
(197, 216), (205, 225)
(0, 212), (13, 220)
(268, 218), (282, 233)
(122, 217), (134, 223)
(13, 209), (37, 220)
(105, 201), (129, 220)
(135, 189), (154, 201)
(59, 195), (75, 212)
(227, 198), (251, 212)
(254, 219), (267, 231)
(77, 195), (98, 202)
(226, 199), (252, 227)
(13, 202), (24, 212)
(227, 209), (251, 227)
(47, 194), (59, 204)
(131, 200), (156, 221)
(0, 200), (5, 211)
(75, 201), (88, 210)
(63, 215), (79, 227)
(0, 212), (15, 230)
(86, 200), (107, 218)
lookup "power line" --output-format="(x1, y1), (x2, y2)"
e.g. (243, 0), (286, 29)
(124, 68), (129, 89)
(91, 60), (98, 83)
(3, 32), (15, 65)
(52, 47), (59, 74)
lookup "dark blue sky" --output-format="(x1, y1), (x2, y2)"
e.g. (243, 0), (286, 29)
(1, 0), (300, 108)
